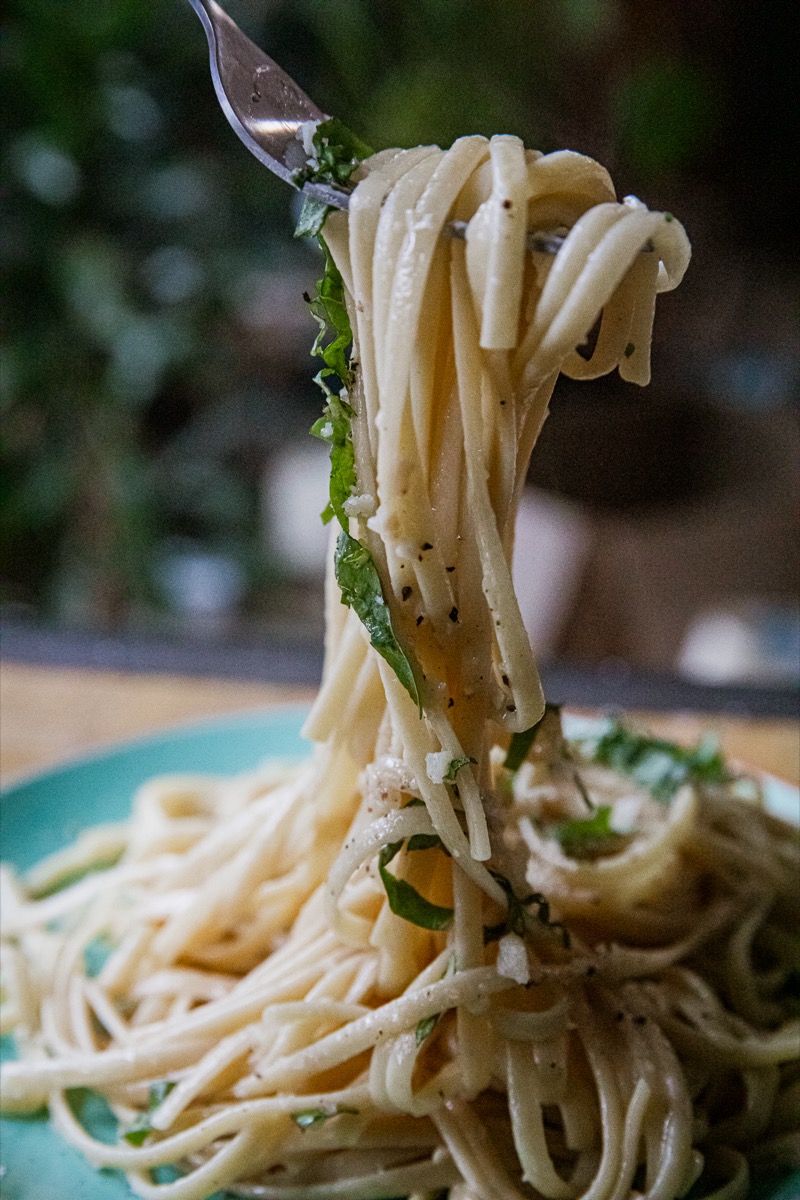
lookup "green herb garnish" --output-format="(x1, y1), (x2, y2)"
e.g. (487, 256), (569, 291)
(505, 723), (541, 774)
(335, 530), (420, 711)
(416, 1012), (440, 1046)
(552, 805), (625, 859)
(300, 145), (418, 715)
(378, 840), (454, 931)
(444, 756), (476, 782)
(624, 341), (636, 358)
(293, 118), (373, 239)
(406, 833), (444, 852)
(290, 1104), (359, 1131)
(483, 871), (570, 948)
(305, 239), (353, 385)
(591, 722), (728, 803)
(504, 703), (561, 772)
(123, 1081), (176, 1146)
(310, 383), (356, 526)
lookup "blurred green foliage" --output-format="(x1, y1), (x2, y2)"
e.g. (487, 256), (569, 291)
(3, 0), (301, 625)
(2, 0), (761, 632)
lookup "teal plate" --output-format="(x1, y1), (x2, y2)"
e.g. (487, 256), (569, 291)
(1, 708), (798, 1200)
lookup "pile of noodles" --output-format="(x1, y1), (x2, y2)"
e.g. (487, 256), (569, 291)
(2, 136), (798, 1200)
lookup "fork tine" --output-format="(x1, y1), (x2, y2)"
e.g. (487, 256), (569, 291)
(188, 0), (328, 186)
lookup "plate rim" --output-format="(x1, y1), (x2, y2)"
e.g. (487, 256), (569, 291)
(0, 702), (312, 797)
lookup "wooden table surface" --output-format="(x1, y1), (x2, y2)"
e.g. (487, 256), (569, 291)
(2, 662), (798, 787)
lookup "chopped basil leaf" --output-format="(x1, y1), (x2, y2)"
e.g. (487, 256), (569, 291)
(624, 341), (636, 358)
(305, 239), (353, 385)
(416, 1012), (440, 1045)
(378, 840), (453, 931)
(123, 1081), (176, 1145)
(553, 805), (625, 859)
(310, 383), (356, 526)
(293, 118), (373, 240)
(444, 755), (476, 782)
(504, 724), (540, 773)
(123, 1126), (150, 1147)
(689, 734), (730, 782)
(504, 703), (561, 772)
(304, 241), (358, 523)
(335, 530), (420, 711)
(484, 871), (570, 948)
(406, 833), (443, 852)
(294, 193), (332, 240)
(293, 118), (373, 191)
(488, 870), (528, 937)
(290, 1104), (359, 1131)
(590, 722), (728, 803)
(298, 128), (423, 711)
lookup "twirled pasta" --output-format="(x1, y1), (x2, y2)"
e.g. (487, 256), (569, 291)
(2, 137), (798, 1200)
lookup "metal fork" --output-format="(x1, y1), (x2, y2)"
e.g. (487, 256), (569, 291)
(187, 0), (350, 211)
(187, 0), (565, 252)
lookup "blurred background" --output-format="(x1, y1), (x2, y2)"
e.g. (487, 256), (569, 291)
(2, 0), (798, 691)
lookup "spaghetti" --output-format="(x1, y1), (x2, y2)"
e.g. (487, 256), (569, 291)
(2, 137), (798, 1200)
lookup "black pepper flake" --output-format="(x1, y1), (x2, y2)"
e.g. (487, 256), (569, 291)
(446, 565), (455, 573)
(448, 606), (459, 623)
(615, 1011), (625, 1022)
(416, 615), (424, 626)
(401, 586), (412, 601)
(418, 555), (423, 561)
(501, 674), (510, 686)
(302, 291), (311, 303)
(506, 704), (516, 713)
(448, 698), (454, 708)
(502, 199), (512, 209)
(585, 965), (597, 977)
(421, 542), (433, 551)
(633, 1015), (647, 1026)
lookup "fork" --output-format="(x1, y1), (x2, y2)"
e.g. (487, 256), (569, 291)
(187, 0), (350, 211)
(187, 0), (566, 253)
